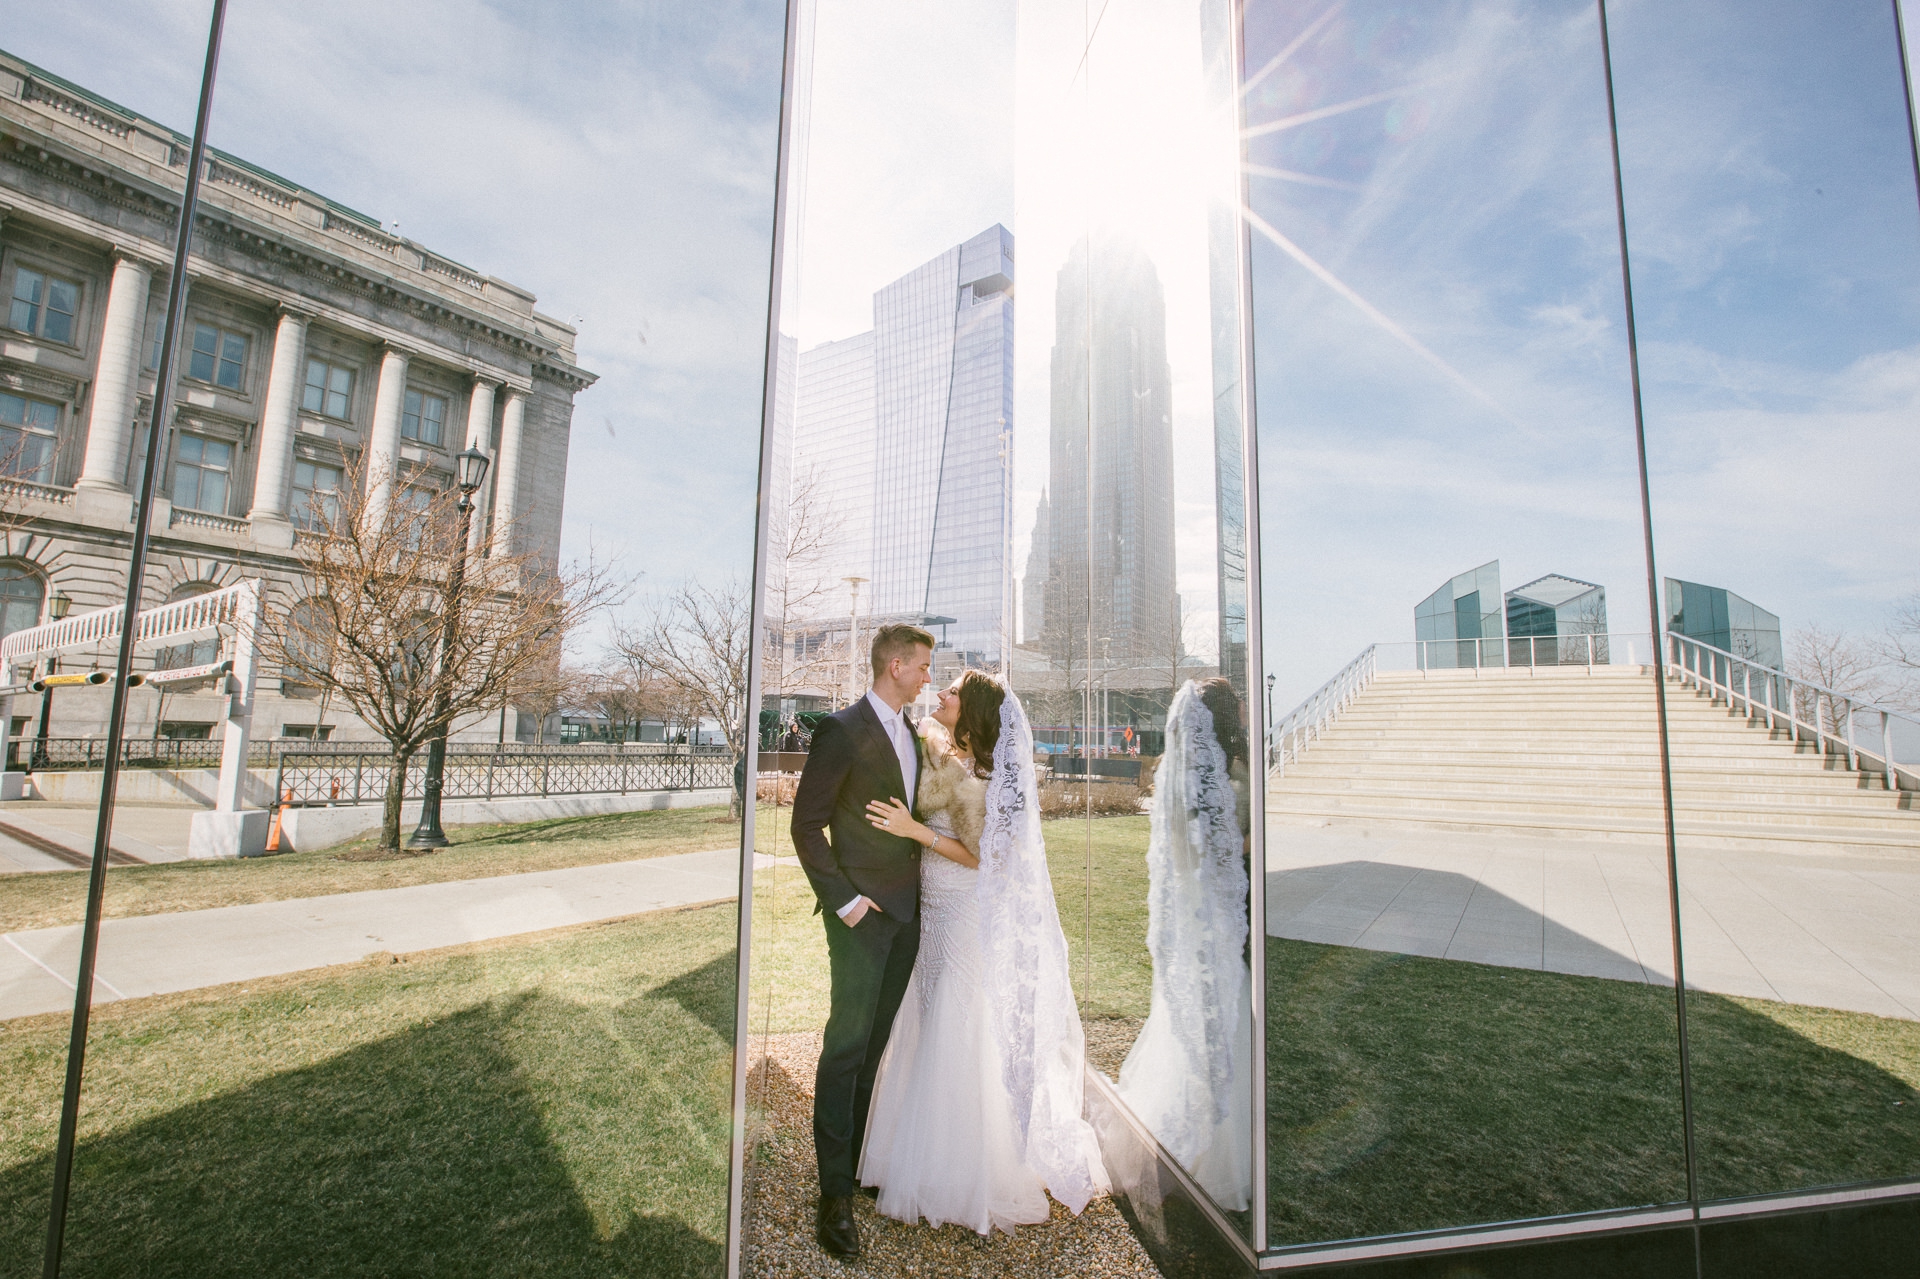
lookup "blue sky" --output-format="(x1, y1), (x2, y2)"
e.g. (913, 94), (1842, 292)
(9, 1), (1916, 705)
(5, 0), (788, 654)
(1245, 0), (1920, 704)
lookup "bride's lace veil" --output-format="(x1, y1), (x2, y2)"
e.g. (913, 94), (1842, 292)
(977, 683), (1109, 1212)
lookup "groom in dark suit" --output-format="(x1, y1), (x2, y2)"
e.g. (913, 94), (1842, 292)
(791, 622), (935, 1258)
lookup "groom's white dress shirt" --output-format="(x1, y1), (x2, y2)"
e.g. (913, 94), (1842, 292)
(836, 689), (920, 920)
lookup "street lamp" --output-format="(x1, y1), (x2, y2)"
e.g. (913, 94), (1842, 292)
(29, 591), (72, 771)
(842, 576), (867, 710)
(409, 446), (491, 848)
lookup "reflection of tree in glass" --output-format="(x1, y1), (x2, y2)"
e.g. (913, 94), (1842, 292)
(259, 451), (619, 851)
(764, 464), (846, 702)
(618, 580), (752, 814)
(1788, 624), (1886, 735)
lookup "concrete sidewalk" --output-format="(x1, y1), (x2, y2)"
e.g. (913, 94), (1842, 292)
(1268, 821), (1920, 1021)
(1, 847), (756, 1021)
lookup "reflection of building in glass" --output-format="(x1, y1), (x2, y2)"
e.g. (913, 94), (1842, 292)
(774, 226), (1013, 680)
(1506, 574), (1608, 665)
(793, 332), (877, 587)
(1022, 488), (1049, 645)
(0, 51), (592, 742)
(1665, 578), (1782, 667)
(1044, 237), (1177, 666)
(1414, 560), (1503, 668)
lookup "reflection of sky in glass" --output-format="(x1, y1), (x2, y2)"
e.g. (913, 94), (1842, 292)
(6, 0), (789, 636)
(1250, 0), (1920, 707)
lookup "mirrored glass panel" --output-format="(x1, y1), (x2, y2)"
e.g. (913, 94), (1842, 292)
(1, 3), (782, 1271)
(0, 10), (221, 1254)
(1248, 0), (1690, 1245)
(1027, 0), (1261, 1237)
(1611, 0), (1920, 1205)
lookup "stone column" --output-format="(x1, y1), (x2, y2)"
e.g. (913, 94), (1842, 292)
(489, 388), (526, 559)
(75, 253), (153, 501)
(362, 345), (409, 533)
(246, 307), (309, 547)
(464, 377), (498, 555)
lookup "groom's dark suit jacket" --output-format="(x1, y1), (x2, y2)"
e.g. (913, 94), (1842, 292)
(792, 697), (924, 922)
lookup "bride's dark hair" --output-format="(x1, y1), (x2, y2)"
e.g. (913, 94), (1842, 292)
(952, 669), (1005, 777)
(1197, 677), (1248, 768)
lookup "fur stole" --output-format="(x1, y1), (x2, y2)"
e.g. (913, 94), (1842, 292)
(914, 720), (988, 855)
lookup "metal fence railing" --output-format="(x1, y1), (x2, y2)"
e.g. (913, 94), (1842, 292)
(5, 736), (729, 773)
(1268, 645), (1377, 774)
(1668, 633), (1916, 791)
(274, 746), (734, 808)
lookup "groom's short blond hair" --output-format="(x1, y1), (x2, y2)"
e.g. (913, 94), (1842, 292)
(870, 623), (936, 678)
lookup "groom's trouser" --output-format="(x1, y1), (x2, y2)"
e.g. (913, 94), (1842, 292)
(814, 906), (919, 1197)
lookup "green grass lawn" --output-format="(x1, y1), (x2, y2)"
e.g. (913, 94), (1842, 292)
(745, 806), (1151, 1038)
(1265, 938), (1920, 1245)
(0, 902), (739, 1279)
(0, 806), (739, 932)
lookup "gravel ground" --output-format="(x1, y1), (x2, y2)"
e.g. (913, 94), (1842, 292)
(1082, 1017), (1145, 1080)
(742, 1032), (1165, 1278)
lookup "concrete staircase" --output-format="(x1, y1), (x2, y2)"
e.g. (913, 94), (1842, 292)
(1266, 666), (1919, 854)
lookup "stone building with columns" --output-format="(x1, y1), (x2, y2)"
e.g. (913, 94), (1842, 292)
(0, 52), (592, 744)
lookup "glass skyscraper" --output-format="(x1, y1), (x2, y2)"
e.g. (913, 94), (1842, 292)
(776, 226), (1014, 672)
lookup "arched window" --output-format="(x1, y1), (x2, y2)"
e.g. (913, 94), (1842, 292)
(154, 581), (221, 670)
(0, 564), (45, 644)
(281, 597), (334, 695)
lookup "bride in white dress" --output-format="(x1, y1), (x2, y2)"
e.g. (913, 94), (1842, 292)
(857, 671), (1109, 1235)
(1115, 677), (1254, 1212)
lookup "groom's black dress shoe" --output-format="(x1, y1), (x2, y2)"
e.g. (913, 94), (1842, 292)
(816, 1195), (860, 1258)
(857, 1184), (879, 1199)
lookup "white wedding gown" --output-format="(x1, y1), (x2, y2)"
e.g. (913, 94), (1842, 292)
(858, 696), (1107, 1234)
(857, 810), (1054, 1234)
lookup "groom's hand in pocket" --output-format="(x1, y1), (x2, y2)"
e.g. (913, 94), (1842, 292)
(842, 895), (882, 927)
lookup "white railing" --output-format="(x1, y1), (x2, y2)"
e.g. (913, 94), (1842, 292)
(0, 579), (260, 667)
(0, 476), (75, 506)
(1269, 645), (1376, 775)
(1668, 633), (1915, 792)
(170, 507), (250, 535)
(1398, 631), (1650, 673)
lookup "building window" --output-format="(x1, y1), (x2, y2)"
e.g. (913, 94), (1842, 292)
(0, 565), (45, 643)
(401, 388), (447, 446)
(0, 392), (60, 484)
(290, 458), (343, 531)
(155, 581), (220, 670)
(187, 322), (248, 390)
(170, 434), (232, 514)
(8, 267), (79, 345)
(398, 483), (436, 550)
(157, 721), (215, 741)
(302, 358), (355, 419)
(279, 724), (334, 740)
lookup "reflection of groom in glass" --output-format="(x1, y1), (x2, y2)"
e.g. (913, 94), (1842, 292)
(791, 622), (934, 1258)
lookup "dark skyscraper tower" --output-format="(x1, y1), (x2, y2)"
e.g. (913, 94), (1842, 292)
(1045, 237), (1177, 666)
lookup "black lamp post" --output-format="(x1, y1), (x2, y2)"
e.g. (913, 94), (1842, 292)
(409, 446), (491, 848)
(28, 591), (72, 772)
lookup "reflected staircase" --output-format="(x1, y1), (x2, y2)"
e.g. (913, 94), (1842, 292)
(1265, 666), (1919, 854)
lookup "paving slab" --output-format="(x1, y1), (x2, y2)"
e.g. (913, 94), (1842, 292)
(1267, 821), (1920, 1020)
(1, 846), (749, 1021)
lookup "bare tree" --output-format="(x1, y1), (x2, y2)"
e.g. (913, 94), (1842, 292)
(1875, 590), (1920, 713)
(618, 577), (753, 813)
(258, 452), (620, 850)
(1788, 624), (1885, 736)
(766, 464), (847, 701)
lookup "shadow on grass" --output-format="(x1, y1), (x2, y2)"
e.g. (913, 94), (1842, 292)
(650, 949), (741, 1044)
(1266, 937), (1920, 1247)
(0, 991), (730, 1279)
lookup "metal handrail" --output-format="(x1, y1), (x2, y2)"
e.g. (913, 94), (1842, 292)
(1268, 645), (1377, 774)
(1667, 633), (1915, 792)
(1406, 630), (1648, 673)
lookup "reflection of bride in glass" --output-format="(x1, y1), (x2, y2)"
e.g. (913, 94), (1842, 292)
(1116, 677), (1253, 1211)
(859, 671), (1109, 1233)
